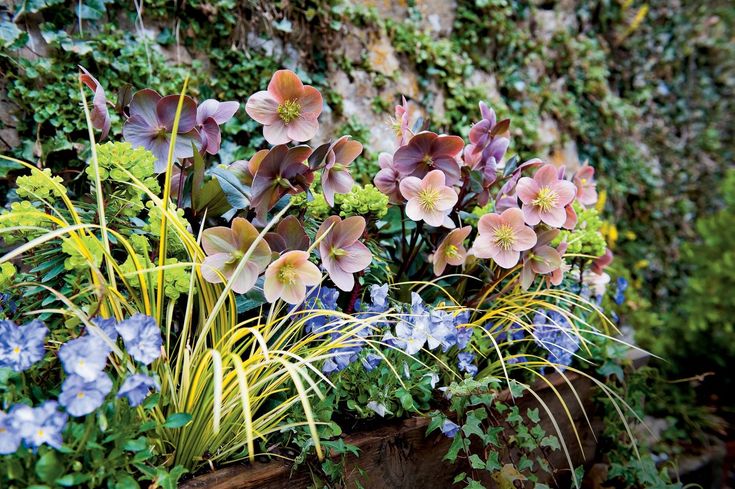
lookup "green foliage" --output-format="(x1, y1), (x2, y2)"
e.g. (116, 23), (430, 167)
(15, 169), (64, 202)
(553, 202), (606, 258)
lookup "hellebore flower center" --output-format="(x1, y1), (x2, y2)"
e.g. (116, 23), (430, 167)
(493, 224), (516, 251)
(277, 264), (298, 285)
(532, 186), (559, 212)
(277, 99), (302, 124)
(418, 187), (442, 211)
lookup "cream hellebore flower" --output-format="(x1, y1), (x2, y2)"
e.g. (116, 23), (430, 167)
(200, 218), (271, 294)
(263, 250), (322, 305)
(399, 170), (458, 228)
(431, 226), (471, 276)
(471, 208), (537, 269)
(317, 216), (372, 291)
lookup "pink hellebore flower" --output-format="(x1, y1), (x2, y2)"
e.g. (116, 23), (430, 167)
(399, 170), (458, 228)
(431, 226), (471, 276)
(123, 89), (200, 173)
(201, 218), (272, 294)
(471, 208), (537, 269)
(264, 250), (322, 305)
(591, 248), (613, 275)
(573, 165), (598, 207)
(374, 152), (403, 204)
(516, 164), (577, 227)
(79, 66), (110, 140)
(520, 230), (566, 290)
(317, 216), (372, 291)
(393, 132), (464, 185)
(196, 99), (239, 155)
(322, 136), (363, 206)
(245, 70), (323, 145)
(389, 96), (411, 146)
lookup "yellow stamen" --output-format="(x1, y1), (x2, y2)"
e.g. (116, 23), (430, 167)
(493, 224), (516, 251)
(417, 187), (440, 211)
(532, 186), (559, 212)
(277, 99), (301, 124)
(445, 244), (460, 259)
(277, 264), (298, 285)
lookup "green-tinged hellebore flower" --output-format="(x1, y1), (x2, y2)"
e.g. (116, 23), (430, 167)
(264, 250), (322, 305)
(201, 218), (271, 294)
(317, 216), (372, 291)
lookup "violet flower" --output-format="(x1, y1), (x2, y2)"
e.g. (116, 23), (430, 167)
(12, 401), (67, 450)
(393, 132), (464, 185)
(79, 66), (110, 140)
(196, 99), (239, 155)
(0, 319), (48, 372)
(201, 217), (272, 294)
(431, 226), (471, 276)
(374, 152), (403, 204)
(115, 314), (162, 365)
(122, 89), (200, 173)
(322, 136), (362, 206)
(317, 216), (372, 291)
(399, 169), (458, 228)
(516, 164), (577, 227)
(118, 373), (160, 407)
(245, 69), (323, 145)
(59, 373), (113, 417)
(471, 208), (537, 269)
(263, 250), (322, 305)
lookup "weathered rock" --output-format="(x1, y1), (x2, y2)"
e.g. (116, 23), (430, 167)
(367, 34), (399, 76)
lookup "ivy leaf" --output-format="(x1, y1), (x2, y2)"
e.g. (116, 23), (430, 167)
(485, 451), (501, 471)
(461, 410), (484, 440)
(491, 464), (526, 489)
(540, 435), (560, 451)
(526, 407), (540, 424)
(163, 412), (192, 429)
(77, 0), (110, 20)
(468, 454), (485, 470)
(444, 434), (468, 463)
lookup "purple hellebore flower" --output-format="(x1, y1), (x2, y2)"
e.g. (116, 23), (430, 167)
(264, 215), (311, 253)
(115, 314), (162, 365)
(59, 373), (113, 417)
(374, 152), (404, 204)
(0, 319), (47, 372)
(245, 69), (323, 145)
(516, 164), (577, 227)
(471, 208), (537, 269)
(322, 136), (362, 206)
(122, 89), (201, 173)
(393, 132), (464, 185)
(317, 216), (372, 292)
(79, 66), (111, 140)
(389, 95), (411, 146)
(118, 373), (160, 407)
(196, 99), (239, 155)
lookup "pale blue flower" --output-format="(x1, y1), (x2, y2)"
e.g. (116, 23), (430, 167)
(87, 316), (119, 345)
(366, 401), (388, 417)
(0, 410), (21, 454)
(59, 374), (113, 417)
(12, 401), (67, 449)
(361, 352), (382, 371)
(0, 319), (48, 372)
(440, 419), (459, 438)
(303, 286), (340, 334)
(533, 310), (580, 370)
(58, 336), (109, 381)
(117, 373), (159, 407)
(457, 351), (478, 376)
(455, 327), (473, 350)
(115, 314), (162, 365)
(369, 284), (389, 311)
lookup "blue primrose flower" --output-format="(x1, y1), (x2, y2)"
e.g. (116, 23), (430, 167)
(59, 373), (113, 417)
(369, 284), (389, 312)
(0, 319), (48, 372)
(303, 286), (340, 334)
(0, 410), (21, 455)
(533, 310), (580, 370)
(87, 316), (119, 344)
(117, 373), (159, 407)
(12, 401), (67, 450)
(440, 419), (460, 438)
(457, 351), (478, 377)
(58, 336), (110, 381)
(115, 314), (162, 365)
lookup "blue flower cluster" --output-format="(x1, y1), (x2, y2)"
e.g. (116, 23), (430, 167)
(0, 315), (162, 455)
(614, 277), (628, 306)
(532, 310), (580, 370)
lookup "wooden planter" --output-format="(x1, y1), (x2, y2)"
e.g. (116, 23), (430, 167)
(183, 373), (599, 489)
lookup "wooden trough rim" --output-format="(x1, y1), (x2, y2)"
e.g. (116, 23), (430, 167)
(181, 372), (589, 488)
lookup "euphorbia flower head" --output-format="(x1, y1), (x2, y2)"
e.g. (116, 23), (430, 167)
(516, 164), (577, 227)
(264, 250), (322, 305)
(573, 165), (598, 206)
(317, 216), (372, 291)
(520, 229), (565, 289)
(201, 217), (272, 294)
(393, 132), (464, 185)
(431, 226), (471, 276)
(374, 152), (403, 204)
(322, 136), (362, 206)
(250, 144), (313, 224)
(245, 69), (323, 145)
(79, 66), (110, 140)
(399, 170), (458, 228)
(122, 89), (200, 173)
(196, 99), (239, 155)
(471, 207), (537, 269)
